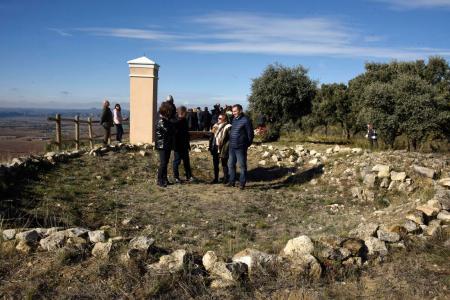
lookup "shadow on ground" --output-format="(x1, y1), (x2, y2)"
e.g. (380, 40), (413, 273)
(247, 166), (296, 182)
(247, 164), (324, 190)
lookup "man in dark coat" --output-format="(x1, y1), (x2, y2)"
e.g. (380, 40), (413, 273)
(197, 107), (204, 131)
(173, 106), (193, 183)
(100, 100), (113, 145)
(186, 108), (195, 131)
(165, 95), (177, 122)
(210, 104), (221, 127)
(202, 107), (212, 131)
(227, 104), (254, 189)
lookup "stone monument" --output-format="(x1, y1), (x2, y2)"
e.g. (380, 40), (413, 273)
(127, 56), (159, 144)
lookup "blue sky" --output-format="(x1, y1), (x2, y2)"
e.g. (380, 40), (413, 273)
(0, 0), (449, 109)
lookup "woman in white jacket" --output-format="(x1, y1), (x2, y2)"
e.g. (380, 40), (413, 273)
(209, 113), (232, 184)
(113, 104), (127, 142)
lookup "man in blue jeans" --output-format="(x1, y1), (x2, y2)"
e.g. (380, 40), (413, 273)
(227, 104), (254, 189)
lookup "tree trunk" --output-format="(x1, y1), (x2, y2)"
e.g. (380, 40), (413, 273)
(411, 139), (417, 151)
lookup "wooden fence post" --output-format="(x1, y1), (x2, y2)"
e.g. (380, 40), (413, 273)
(74, 115), (80, 150)
(55, 113), (62, 151)
(88, 117), (94, 149)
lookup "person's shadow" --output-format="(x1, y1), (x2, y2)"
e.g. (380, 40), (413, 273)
(247, 166), (296, 182)
(246, 164), (324, 190)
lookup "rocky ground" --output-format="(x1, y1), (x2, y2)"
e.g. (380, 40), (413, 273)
(0, 142), (449, 299)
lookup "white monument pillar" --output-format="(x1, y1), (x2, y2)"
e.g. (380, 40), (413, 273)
(127, 56), (159, 144)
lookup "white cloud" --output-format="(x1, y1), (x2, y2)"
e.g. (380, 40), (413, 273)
(73, 12), (450, 60)
(364, 35), (385, 43)
(76, 27), (177, 40)
(48, 28), (72, 37)
(374, 0), (450, 9)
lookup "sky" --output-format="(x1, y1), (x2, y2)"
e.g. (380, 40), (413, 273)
(0, 0), (450, 109)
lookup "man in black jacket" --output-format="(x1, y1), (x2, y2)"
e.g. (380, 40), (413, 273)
(202, 107), (212, 131)
(100, 100), (113, 145)
(197, 107), (204, 131)
(173, 106), (193, 183)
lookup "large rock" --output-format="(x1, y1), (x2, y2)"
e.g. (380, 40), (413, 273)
(351, 187), (363, 199)
(363, 174), (378, 188)
(317, 235), (344, 249)
(232, 248), (280, 276)
(390, 171), (407, 182)
(437, 210), (450, 224)
(351, 148), (363, 154)
(91, 241), (113, 258)
(380, 178), (390, 188)
(349, 223), (379, 239)
(16, 240), (32, 253)
(261, 151), (270, 159)
(438, 178), (450, 188)
(434, 186), (450, 210)
(341, 238), (366, 256)
(287, 253), (322, 280)
(412, 165), (436, 179)
(88, 230), (106, 243)
(147, 249), (187, 273)
(2, 229), (16, 240)
(364, 237), (388, 256)
(203, 251), (247, 288)
(65, 227), (89, 238)
(425, 220), (442, 237)
(281, 235), (314, 257)
(271, 154), (280, 162)
(319, 247), (351, 261)
(15, 230), (40, 243)
(404, 220), (421, 233)
(66, 236), (89, 251)
(376, 229), (400, 243)
(308, 158), (319, 165)
(129, 236), (155, 251)
(406, 210), (425, 225)
(40, 231), (66, 251)
(46, 227), (64, 235)
(342, 257), (362, 268)
(372, 165), (390, 178)
(416, 200), (441, 217)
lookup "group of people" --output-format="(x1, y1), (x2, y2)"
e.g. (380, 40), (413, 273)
(156, 95), (254, 189)
(185, 105), (234, 132)
(100, 100), (128, 145)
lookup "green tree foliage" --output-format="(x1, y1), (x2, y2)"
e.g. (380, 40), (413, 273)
(349, 57), (450, 150)
(248, 63), (317, 127)
(307, 83), (353, 137)
(249, 57), (449, 149)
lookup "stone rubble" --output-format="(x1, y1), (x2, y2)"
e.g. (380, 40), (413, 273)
(1, 142), (449, 289)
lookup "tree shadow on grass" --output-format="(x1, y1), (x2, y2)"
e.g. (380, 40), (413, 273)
(247, 164), (324, 190)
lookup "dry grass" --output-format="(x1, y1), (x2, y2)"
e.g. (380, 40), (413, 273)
(0, 142), (449, 298)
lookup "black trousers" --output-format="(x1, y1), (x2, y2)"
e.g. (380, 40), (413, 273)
(369, 138), (378, 149)
(212, 151), (229, 181)
(103, 127), (111, 145)
(115, 124), (123, 142)
(158, 149), (171, 184)
(173, 149), (192, 179)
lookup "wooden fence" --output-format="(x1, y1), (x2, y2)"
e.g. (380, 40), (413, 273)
(47, 114), (129, 150)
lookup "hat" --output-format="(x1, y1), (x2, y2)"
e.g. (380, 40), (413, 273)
(166, 95), (174, 102)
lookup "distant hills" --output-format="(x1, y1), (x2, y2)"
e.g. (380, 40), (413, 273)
(0, 107), (129, 118)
